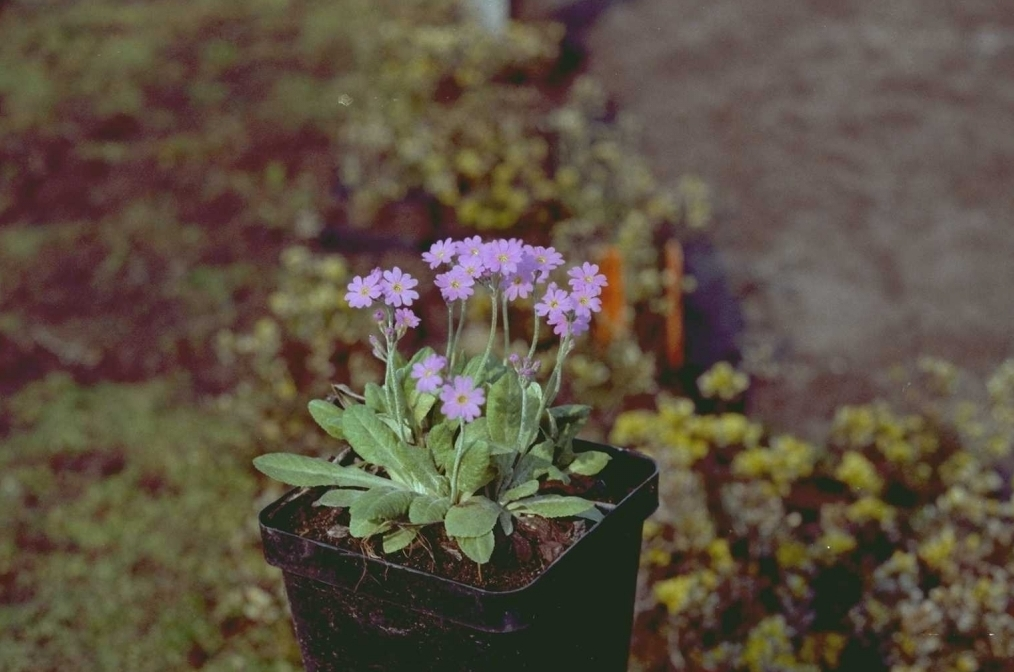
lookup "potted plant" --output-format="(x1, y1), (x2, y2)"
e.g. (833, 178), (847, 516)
(254, 237), (659, 671)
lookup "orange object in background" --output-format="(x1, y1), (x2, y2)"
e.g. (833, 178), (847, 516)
(664, 239), (685, 368)
(593, 245), (630, 347)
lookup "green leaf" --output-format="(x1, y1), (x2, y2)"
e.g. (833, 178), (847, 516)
(456, 531), (494, 564)
(315, 488), (364, 508)
(342, 405), (400, 467)
(468, 416), (491, 443)
(461, 354), (505, 387)
(349, 516), (389, 538)
(461, 354), (487, 382)
(488, 442), (515, 455)
(549, 404), (591, 464)
(576, 507), (604, 523)
(501, 479), (539, 503)
(410, 390), (438, 426)
(382, 527), (419, 554)
(529, 440), (554, 461)
(308, 399), (344, 440)
(567, 450), (611, 476)
(509, 451), (551, 489)
(548, 404), (592, 425)
(342, 405), (442, 492)
(401, 347), (436, 410)
(409, 347), (436, 366)
(253, 453), (395, 489)
(408, 495), (450, 525)
(517, 382), (543, 450)
(499, 509), (514, 536)
(542, 465), (570, 484)
(350, 486), (416, 521)
(455, 437), (494, 498)
(445, 496), (501, 538)
(487, 371), (522, 448)
(507, 495), (596, 518)
(364, 383), (387, 413)
(427, 421), (456, 473)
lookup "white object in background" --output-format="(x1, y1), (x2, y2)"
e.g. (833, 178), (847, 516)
(464, 0), (510, 36)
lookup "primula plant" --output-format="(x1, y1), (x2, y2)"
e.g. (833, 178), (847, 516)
(254, 237), (613, 564)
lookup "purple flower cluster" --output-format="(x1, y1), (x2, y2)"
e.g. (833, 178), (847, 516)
(345, 267), (419, 310)
(345, 237), (608, 426)
(533, 260), (608, 337)
(423, 237), (567, 304)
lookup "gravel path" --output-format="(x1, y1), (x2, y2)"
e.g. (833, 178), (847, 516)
(537, 0), (1014, 436)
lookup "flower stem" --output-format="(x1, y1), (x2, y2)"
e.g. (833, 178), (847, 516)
(382, 314), (410, 443)
(531, 333), (572, 450)
(449, 427), (466, 503)
(477, 289), (499, 375)
(501, 293), (510, 361)
(444, 303), (454, 363)
(527, 305), (541, 360)
(451, 300), (467, 370)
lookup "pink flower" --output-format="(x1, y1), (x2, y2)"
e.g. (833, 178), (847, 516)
(440, 375), (485, 423)
(395, 308), (420, 330)
(503, 271), (535, 301)
(570, 286), (603, 318)
(457, 257), (485, 279)
(535, 284), (570, 318)
(482, 238), (524, 275)
(435, 267), (475, 302)
(567, 262), (608, 296)
(548, 310), (590, 338)
(527, 245), (564, 280)
(346, 271), (383, 308)
(381, 267), (419, 307)
(411, 354), (446, 394)
(422, 238), (459, 269)
(456, 236), (485, 265)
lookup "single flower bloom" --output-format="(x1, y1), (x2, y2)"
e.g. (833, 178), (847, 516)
(346, 272), (383, 308)
(503, 269), (535, 301)
(535, 284), (570, 318)
(457, 257), (486, 279)
(381, 267), (420, 307)
(411, 354), (447, 394)
(440, 375), (485, 423)
(527, 245), (564, 280)
(422, 238), (459, 269)
(570, 286), (603, 317)
(570, 312), (591, 336)
(435, 267), (475, 302)
(482, 238), (524, 275)
(395, 308), (420, 329)
(548, 309), (590, 337)
(456, 236), (485, 264)
(567, 262), (608, 296)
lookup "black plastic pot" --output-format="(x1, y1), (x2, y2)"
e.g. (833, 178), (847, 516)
(259, 440), (658, 672)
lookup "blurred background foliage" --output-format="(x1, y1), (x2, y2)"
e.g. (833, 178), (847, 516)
(3, 0), (1013, 670)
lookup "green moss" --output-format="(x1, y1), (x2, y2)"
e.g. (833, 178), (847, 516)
(0, 376), (301, 671)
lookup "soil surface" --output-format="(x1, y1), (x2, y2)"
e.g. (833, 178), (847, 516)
(296, 503), (587, 591)
(524, 0), (1014, 438)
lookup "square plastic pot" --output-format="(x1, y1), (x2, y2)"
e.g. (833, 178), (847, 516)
(259, 440), (659, 672)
